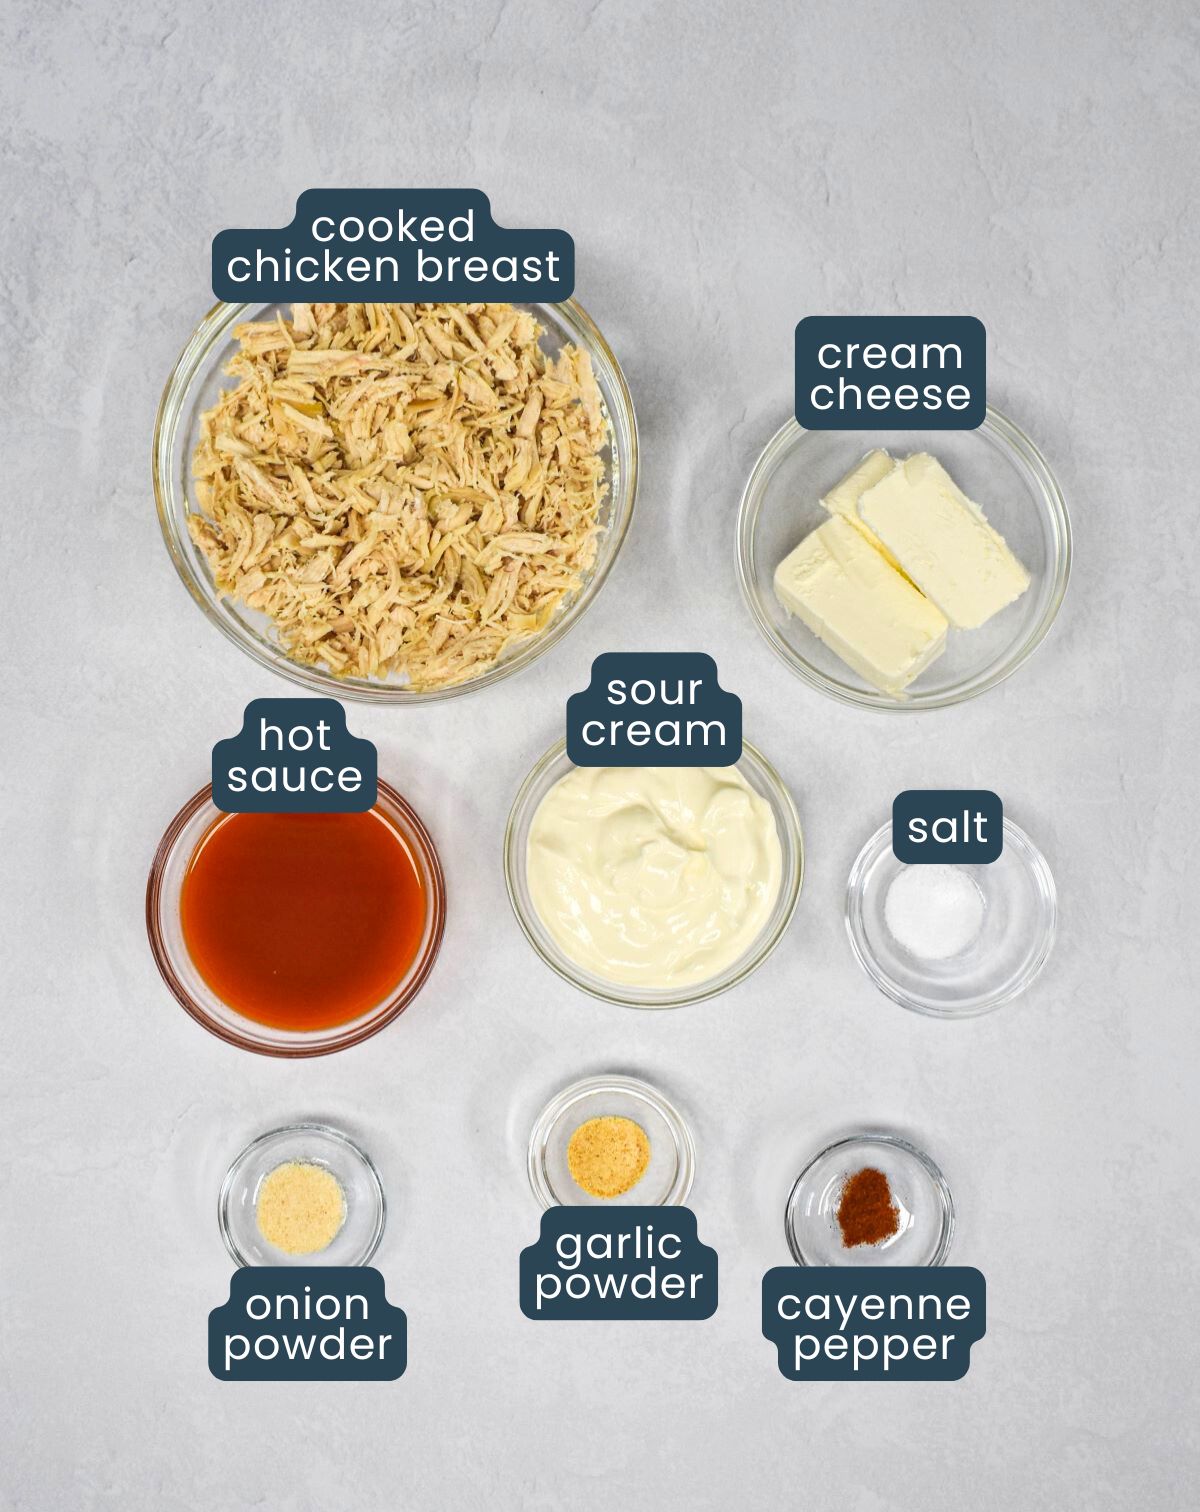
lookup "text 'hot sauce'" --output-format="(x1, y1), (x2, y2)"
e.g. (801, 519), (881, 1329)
(180, 809), (426, 1031)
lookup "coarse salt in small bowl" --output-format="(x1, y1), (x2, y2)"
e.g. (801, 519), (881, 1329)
(845, 817), (1057, 1017)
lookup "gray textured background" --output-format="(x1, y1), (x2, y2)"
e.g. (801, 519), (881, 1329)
(3, 0), (1198, 1507)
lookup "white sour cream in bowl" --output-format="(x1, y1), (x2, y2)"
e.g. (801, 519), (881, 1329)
(525, 765), (784, 991)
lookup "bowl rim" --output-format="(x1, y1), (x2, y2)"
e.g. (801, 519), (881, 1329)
(145, 779), (447, 1056)
(735, 406), (1073, 711)
(526, 1073), (696, 1209)
(217, 1120), (387, 1267)
(503, 739), (804, 1008)
(844, 816), (1058, 1017)
(153, 297), (639, 703)
(784, 1130), (956, 1266)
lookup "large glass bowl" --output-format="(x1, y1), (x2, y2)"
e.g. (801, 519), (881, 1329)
(154, 299), (638, 702)
(736, 409), (1071, 710)
(146, 780), (446, 1056)
(504, 740), (803, 1008)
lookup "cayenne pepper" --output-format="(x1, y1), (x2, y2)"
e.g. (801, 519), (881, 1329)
(836, 1167), (900, 1248)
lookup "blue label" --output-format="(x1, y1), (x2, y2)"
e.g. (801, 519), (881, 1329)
(762, 1266), (986, 1381)
(892, 790), (1003, 863)
(565, 653), (742, 766)
(212, 698), (377, 813)
(212, 189), (573, 301)
(520, 1207), (717, 1321)
(209, 1267), (406, 1381)
(795, 316), (985, 429)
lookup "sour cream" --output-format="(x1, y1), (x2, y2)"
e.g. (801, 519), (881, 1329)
(525, 765), (783, 990)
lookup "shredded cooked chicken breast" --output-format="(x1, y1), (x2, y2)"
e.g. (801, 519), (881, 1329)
(188, 302), (609, 688)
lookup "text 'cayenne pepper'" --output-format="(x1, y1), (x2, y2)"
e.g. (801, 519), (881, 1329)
(836, 1167), (900, 1248)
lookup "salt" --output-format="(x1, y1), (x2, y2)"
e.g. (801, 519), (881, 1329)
(884, 864), (985, 961)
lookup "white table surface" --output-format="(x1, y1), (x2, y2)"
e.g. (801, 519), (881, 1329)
(3, 0), (1198, 1506)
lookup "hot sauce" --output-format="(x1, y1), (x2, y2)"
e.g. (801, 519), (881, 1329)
(180, 809), (426, 1031)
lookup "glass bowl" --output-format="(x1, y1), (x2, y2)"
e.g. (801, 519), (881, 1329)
(154, 299), (638, 702)
(503, 740), (804, 1008)
(845, 817), (1057, 1017)
(785, 1132), (954, 1267)
(146, 779), (446, 1055)
(219, 1123), (385, 1267)
(527, 1074), (695, 1208)
(736, 410), (1071, 709)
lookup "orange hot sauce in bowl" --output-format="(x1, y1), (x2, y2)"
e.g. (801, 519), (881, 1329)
(148, 780), (445, 1054)
(180, 809), (426, 1031)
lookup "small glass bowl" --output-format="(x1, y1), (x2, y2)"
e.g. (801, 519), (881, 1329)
(154, 299), (638, 702)
(146, 779), (446, 1056)
(503, 740), (804, 1008)
(845, 818), (1057, 1017)
(528, 1074), (695, 1208)
(736, 410), (1071, 709)
(785, 1133), (954, 1267)
(219, 1123), (386, 1267)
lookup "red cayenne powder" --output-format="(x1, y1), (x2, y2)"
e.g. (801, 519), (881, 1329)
(836, 1167), (900, 1248)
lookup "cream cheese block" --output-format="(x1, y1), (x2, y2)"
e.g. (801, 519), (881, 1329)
(773, 515), (948, 694)
(858, 452), (1030, 629)
(819, 449), (907, 573)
